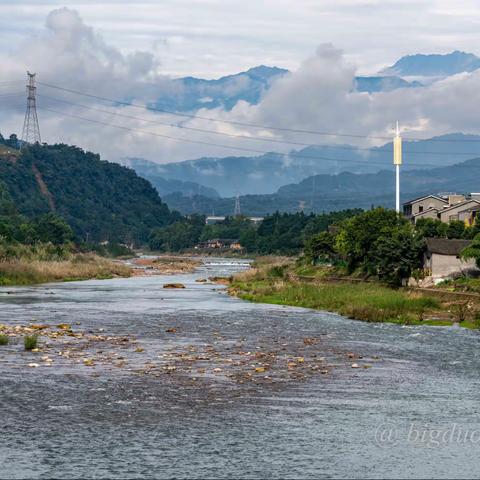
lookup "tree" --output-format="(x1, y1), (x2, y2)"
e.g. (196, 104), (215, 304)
(6, 134), (19, 149)
(335, 208), (406, 273)
(415, 218), (447, 238)
(304, 231), (336, 263)
(33, 213), (73, 245)
(149, 215), (205, 252)
(370, 224), (424, 285)
(461, 233), (480, 268)
(446, 220), (466, 239)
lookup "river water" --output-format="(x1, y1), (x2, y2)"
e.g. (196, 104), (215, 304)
(1, 258), (480, 479)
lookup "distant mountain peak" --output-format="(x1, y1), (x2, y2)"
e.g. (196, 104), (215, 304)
(244, 65), (289, 77)
(381, 50), (480, 77)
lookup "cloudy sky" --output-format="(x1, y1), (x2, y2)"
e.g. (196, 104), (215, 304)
(1, 1), (480, 164)
(2, 0), (480, 77)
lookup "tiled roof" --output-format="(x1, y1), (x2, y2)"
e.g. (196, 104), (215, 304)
(425, 238), (471, 256)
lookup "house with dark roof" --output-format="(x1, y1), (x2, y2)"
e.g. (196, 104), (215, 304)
(423, 238), (477, 281)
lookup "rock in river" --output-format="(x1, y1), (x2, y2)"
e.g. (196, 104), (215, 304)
(163, 283), (186, 289)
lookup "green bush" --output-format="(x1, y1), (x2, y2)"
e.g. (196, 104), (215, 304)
(268, 265), (288, 278)
(24, 335), (38, 350)
(0, 334), (9, 345)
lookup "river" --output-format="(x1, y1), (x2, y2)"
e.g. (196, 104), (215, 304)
(1, 258), (479, 479)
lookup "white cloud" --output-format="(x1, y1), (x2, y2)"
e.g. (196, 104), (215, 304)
(2, 5), (480, 167)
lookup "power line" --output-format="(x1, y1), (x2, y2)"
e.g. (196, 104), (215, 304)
(0, 92), (26, 98)
(36, 93), (480, 157)
(37, 80), (480, 145)
(34, 81), (413, 141)
(38, 105), (462, 169)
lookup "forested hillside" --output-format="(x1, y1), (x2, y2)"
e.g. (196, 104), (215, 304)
(0, 138), (177, 244)
(163, 157), (480, 216)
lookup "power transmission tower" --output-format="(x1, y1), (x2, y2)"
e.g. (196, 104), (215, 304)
(21, 71), (41, 146)
(234, 194), (241, 216)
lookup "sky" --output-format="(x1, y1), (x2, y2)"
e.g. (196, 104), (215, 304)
(1, 1), (480, 164)
(2, 0), (480, 77)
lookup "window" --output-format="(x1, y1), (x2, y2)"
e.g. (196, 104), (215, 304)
(418, 205), (424, 213)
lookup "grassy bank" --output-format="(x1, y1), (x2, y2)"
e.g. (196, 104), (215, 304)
(0, 254), (132, 286)
(230, 258), (480, 328)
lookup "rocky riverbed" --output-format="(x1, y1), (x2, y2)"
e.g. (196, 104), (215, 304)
(2, 258), (480, 479)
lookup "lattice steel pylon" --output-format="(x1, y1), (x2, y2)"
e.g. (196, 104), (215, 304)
(21, 71), (41, 146)
(234, 194), (241, 216)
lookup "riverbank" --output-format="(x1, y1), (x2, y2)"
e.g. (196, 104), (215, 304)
(129, 255), (201, 276)
(0, 254), (132, 285)
(229, 257), (480, 328)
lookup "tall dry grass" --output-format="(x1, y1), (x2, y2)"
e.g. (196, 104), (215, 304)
(0, 254), (131, 285)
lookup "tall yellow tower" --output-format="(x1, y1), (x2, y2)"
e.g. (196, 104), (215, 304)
(393, 121), (402, 213)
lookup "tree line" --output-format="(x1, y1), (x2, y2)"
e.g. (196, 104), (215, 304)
(304, 208), (480, 286)
(149, 210), (362, 254)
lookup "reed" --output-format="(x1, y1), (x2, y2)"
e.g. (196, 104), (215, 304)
(0, 254), (131, 286)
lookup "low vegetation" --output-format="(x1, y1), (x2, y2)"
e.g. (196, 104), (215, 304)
(231, 256), (480, 328)
(24, 335), (38, 351)
(0, 333), (9, 345)
(0, 254), (131, 286)
(231, 260), (445, 326)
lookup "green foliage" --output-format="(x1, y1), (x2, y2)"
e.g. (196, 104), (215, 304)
(304, 231), (336, 263)
(233, 274), (439, 325)
(267, 265), (288, 278)
(79, 242), (133, 258)
(24, 335), (38, 350)
(370, 223), (425, 285)
(336, 208), (404, 272)
(0, 141), (176, 244)
(333, 208), (424, 285)
(148, 210), (360, 254)
(415, 217), (466, 239)
(415, 218), (448, 238)
(461, 233), (480, 268)
(200, 216), (253, 242)
(446, 220), (466, 239)
(0, 334), (9, 345)
(31, 213), (73, 245)
(149, 214), (205, 252)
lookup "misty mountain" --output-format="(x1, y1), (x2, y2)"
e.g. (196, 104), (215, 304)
(154, 66), (288, 112)
(125, 158), (220, 198)
(152, 66), (430, 114)
(381, 50), (480, 77)
(354, 76), (422, 92)
(150, 51), (479, 113)
(162, 157), (480, 216)
(130, 134), (480, 197)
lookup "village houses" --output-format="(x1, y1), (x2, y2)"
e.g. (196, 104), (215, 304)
(403, 193), (480, 283)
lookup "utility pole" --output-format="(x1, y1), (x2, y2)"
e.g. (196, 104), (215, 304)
(393, 121), (402, 213)
(234, 194), (241, 216)
(21, 72), (41, 146)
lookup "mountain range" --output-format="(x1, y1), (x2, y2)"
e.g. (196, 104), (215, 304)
(161, 157), (480, 216)
(129, 133), (480, 197)
(151, 51), (480, 112)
